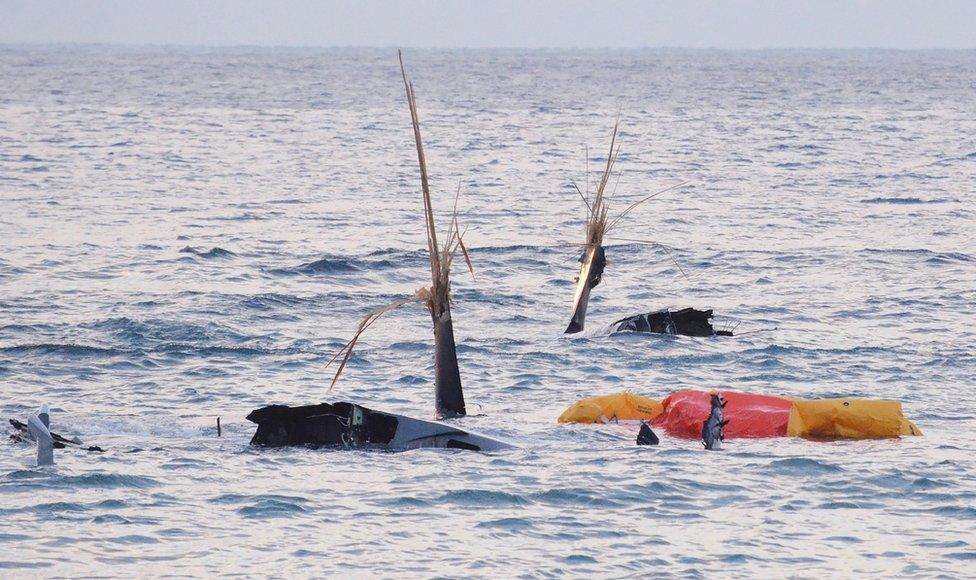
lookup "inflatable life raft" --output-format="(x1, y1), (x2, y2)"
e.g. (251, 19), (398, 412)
(558, 390), (922, 440)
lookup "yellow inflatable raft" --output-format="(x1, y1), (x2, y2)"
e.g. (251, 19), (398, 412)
(787, 399), (922, 439)
(558, 390), (922, 440)
(557, 392), (663, 424)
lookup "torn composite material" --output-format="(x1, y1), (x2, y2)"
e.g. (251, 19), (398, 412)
(563, 123), (732, 338)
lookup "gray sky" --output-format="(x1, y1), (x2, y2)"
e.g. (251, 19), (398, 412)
(2, 0), (975, 49)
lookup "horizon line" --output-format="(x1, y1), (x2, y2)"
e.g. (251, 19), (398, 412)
(3, 42), (975, 52)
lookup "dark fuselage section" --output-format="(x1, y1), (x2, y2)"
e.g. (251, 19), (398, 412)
(247, 402), (512, 451)
(611, 308), (732, 337)
(247, 403), (397, 447)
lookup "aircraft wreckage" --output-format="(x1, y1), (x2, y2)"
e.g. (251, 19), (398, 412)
(563, 123), (734, 337)
(247, 53), (512, 452)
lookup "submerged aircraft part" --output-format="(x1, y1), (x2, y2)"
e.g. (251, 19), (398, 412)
(560, 122), (733, 338)
(8, 405), (106, 466)
(701, 393), (729, 450)
(561, 241), (733, 338)
(27, 408), (54, 466)
(611, 307), (733, 337)
(636, 422), (660, 446)
(247, 402), (513, 452)
(9, 416), (106, 453)
(565, 245), (606, 334)
(432, 305), (466, 418)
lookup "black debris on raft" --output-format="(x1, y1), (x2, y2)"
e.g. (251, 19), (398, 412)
(611, 307), (733, 337)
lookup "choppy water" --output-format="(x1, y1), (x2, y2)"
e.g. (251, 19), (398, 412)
(1, 46), (975, 576)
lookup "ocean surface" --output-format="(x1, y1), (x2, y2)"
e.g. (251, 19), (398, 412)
(1, 46), (975, 577)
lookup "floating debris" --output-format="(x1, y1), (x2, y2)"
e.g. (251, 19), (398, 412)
(701, 393), (728, 450)
(636, 422), (659, 446)
(247, 403), (512, 451)
(563, 122), (732, 337)
(8, 405), (105, 464)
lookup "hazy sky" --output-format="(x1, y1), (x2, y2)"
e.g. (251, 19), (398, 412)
(2, 0), (975, 49)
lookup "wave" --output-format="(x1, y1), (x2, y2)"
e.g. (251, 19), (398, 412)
(178, 246), (236, 259)
(862, 248), (973, 263)
(210, 493), (310, 519)
(271, 245), (568, 277)
(763, 457), (843, 475)
(1, 471), (159, 490)
(861, 196), (956, 204)
(83, 317), (248, 344)
(156, 344), (298, 357)
(0, 343), (127, 357)
(438, 488), (530, 507)
(271, 249), (423, 276)
(475, 517), (534, 530)
(0, 340), (298, 360)
(466, 244), (562, 256)
(291, 257), (362, 274)
(239, 293), (318, 310)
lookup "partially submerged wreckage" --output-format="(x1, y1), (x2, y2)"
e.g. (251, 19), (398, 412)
(246, 53), (511, 452)
(11, 57), (924, 464)
(564, 123), (733, 337)
(8, 405), (104, 466)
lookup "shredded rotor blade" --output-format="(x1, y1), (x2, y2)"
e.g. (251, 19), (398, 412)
(445, 181), (460, 261)
(577, 122), (619, 252)
(609, 236), (681, 251)
(595, 121), (619, 201)
(446, 180), (475, 281)
(457, 231), (475, 280)
(399, 50), (440, 289)
(451, 180), (462, 222)
(327, 294), (425, 391)
(585, 144), (589, 202)
(660, 244), (691, 282)
(444, 180), (461, 246)
(571, 180), (592, 215)
(609, 236), (692, 281)
(605, 181), (689, 234)
(609, 167), (623, 201)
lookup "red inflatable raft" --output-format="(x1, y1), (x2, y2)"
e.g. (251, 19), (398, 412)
(651, 390), (793, 438)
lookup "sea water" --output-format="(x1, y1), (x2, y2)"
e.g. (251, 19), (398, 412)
(1, 46), (974, 576)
